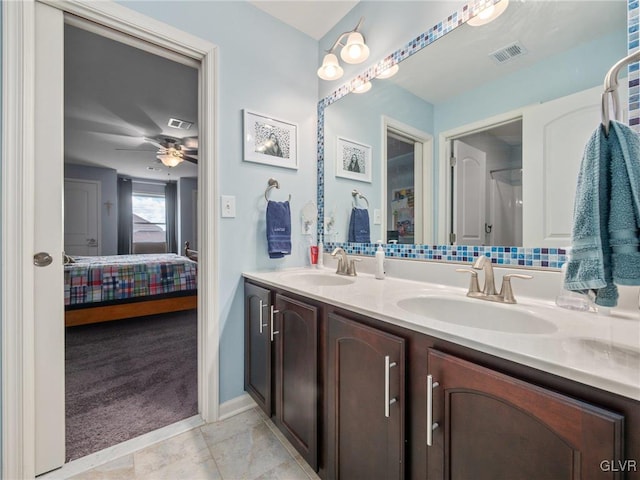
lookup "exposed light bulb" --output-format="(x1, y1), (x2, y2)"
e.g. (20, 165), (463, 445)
(340, 32), (369, 64)
(347, 44), (362, 59)
(317, 53), (344, 80)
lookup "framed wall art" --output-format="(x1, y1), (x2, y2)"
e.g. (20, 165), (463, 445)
(243, 110), (298, 170)
(336, 136), (371, 183)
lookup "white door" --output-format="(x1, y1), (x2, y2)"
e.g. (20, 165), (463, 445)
(34, 2), (65, 474)
(453, 140), (487, 245)
(64, 179), (101, 255)
(522, 84), (627, 246)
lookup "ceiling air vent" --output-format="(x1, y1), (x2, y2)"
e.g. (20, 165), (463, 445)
(489, 42), (528, 64)
(168, 118), (193, 130)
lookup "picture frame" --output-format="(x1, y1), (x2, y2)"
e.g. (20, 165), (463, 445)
(336, 136), (372, 183)
(243, 110), (298, 170)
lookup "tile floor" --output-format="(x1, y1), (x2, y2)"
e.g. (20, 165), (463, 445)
(68, 408), (321, 480)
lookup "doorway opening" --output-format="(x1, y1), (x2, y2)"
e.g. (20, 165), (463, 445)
(448, 118), (523, 247)
(63, 19), (200, 462)
(382, 117), (433, 244)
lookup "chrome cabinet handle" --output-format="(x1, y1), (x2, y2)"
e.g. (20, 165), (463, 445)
(258, 300), (269, 334)
(384, 355), (397, 418)
(270, 305), (280, 342)
(427, 374), (440, 446)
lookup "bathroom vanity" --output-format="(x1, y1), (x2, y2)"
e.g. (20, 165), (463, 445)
(243, 266), (639, 480)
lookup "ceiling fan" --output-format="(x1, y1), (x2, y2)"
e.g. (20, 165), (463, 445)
(117, 135), (198, 168)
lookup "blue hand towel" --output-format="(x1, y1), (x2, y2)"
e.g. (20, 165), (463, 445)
(266, 201), (291, 259)
(348, 208), (370, 243)
(564, 121), (640, 306)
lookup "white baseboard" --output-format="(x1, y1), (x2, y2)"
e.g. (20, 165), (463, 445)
(218, 393), (257, 421)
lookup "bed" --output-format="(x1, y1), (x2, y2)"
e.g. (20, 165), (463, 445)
(64, 252), (198, 327)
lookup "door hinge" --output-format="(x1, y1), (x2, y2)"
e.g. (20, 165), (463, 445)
(449, 232), (457, 244)
(449, 156), (456, 167)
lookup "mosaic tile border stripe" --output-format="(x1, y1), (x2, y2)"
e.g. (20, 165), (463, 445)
(325, 242), (568, 270)
(630, 0), (639, 131)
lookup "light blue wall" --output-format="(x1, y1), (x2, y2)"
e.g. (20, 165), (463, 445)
(121, 1), (319, 403)
(64, 164), (118, 255)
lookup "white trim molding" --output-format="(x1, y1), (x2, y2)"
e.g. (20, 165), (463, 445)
(218, 393), (258, 421)
(2, 1), (219, 477)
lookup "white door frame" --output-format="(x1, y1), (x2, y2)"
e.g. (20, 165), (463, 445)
(2, 1), (219, 478)
(381, 116), (433, 244)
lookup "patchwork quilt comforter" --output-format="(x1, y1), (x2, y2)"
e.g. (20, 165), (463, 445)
(64, 254), (197, 306)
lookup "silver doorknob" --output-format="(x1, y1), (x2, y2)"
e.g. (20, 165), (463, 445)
(33, 252), (53, 267)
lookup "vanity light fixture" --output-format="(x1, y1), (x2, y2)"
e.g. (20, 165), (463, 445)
(467, 0), (509, 27)
(317, 17), (370, 81)
(377, 64), (399, 80)
(352, 81), (372, 94)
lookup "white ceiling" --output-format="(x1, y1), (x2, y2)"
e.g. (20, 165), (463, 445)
(249, 0), (359, 40)
(65, 24), (199, 181)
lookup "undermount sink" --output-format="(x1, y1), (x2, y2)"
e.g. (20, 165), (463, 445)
(279, 271), (355, 287)
(396, 296), (558, 334)
(562, 338), (640, 369)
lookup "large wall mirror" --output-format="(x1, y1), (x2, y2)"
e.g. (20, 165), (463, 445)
(319, 0), (627, 257)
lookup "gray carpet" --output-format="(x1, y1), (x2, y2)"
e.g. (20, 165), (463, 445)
(65, 309), (198, 461)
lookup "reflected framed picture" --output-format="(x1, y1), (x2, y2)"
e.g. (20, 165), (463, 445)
(336, 136), (372, 183)
(243, 110), (298, 170)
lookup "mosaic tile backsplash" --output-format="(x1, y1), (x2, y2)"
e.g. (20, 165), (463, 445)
(325, 242), (568, 270)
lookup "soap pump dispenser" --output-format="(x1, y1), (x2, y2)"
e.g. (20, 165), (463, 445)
(375, 241), (385, 280)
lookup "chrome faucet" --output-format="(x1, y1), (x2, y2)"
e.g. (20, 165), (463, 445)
(472, 255), (497, 296)
(331, 247), (360, 276)
(456, 256), (532, 304)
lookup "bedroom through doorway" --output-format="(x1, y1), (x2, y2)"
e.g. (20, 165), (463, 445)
(63, 20), (200, 462)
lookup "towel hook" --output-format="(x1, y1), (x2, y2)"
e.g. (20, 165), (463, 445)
(352, 189), (370, 209)
(265, 178), (291, 203)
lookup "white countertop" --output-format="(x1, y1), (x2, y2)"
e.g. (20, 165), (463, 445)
(243, 265), (640, 402)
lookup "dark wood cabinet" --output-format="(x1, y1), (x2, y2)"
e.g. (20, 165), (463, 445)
(244, 282), (272, 416)
(427, 348), (624, 480)
(244, 283), (320, 470)
(244, 279), (639, 480)
(327, 313), (406, 480)
(273, 294), (319, 471)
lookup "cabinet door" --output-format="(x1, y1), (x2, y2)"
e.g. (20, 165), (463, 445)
(244, 283), (272, 416)
(274, 294), (319, 471)
(427, 349), (624, 480)
(327, 313), (405, 480)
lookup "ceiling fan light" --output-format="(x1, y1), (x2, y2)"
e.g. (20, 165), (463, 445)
(317, 53), (344, 80)
(377, 64), (399, 79)
(158, 154), (183, 168)
(467, 0), (509, 27)
(341, 32), (369, 64)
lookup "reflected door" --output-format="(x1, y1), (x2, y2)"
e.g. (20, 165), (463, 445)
(453, 140), (486, 245)
(64, 179), (101, 255)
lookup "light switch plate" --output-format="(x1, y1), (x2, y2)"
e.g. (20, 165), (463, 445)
(221, 195), (236, 218)
(373, 209), (382, 225)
